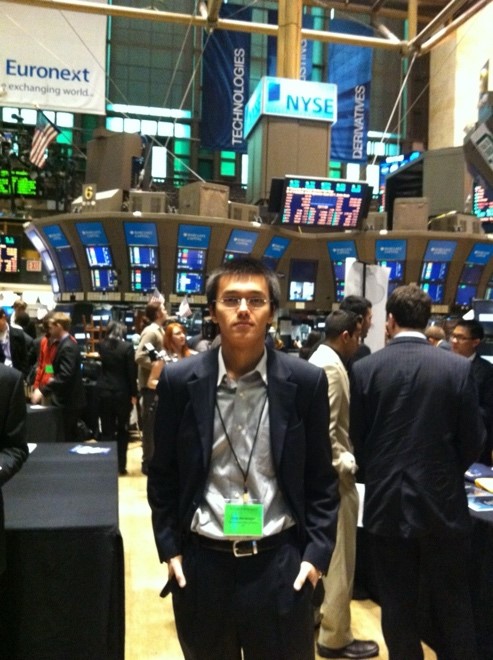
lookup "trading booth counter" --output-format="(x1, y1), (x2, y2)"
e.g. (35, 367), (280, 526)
(26, 404), (65, 444)
(2, 442), (124, 660)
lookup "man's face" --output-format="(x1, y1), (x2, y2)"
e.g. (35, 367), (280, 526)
(50, 322), (63, 341)
(361, 308), (372, 339)
(450, 325), (479, 358)
(157, 304), (167, 325)
(342, 323), (362, 360)
(210, 274), (274, 351)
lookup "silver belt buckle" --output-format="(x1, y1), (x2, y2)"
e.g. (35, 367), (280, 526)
(233, 540), (258, 558)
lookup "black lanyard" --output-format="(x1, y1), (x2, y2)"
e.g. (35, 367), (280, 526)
(215, 391), (268, 501)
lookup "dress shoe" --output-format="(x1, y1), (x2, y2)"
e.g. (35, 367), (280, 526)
(317, 639), (379, 659)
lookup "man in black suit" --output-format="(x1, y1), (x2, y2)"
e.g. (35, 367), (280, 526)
(451, 318), (493, 466)
(148, 257), (339, 660)
(350, 285), (484, 660)
(0, 307), (28, 377)
(40, 312), (86, 442)
(0, 364), (29, 649)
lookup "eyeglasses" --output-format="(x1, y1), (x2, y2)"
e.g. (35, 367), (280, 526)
(214, 297), (270, 309)
(450, 333), (474, 342)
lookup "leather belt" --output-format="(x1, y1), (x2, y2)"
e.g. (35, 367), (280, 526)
(190, 528), (294, 558)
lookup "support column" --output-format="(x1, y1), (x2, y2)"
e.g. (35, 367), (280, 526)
(277, 0), (302, 79)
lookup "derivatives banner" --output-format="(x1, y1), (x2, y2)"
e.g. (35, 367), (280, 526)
(201, 4), (252, 153)
(0, 1), (107, 115)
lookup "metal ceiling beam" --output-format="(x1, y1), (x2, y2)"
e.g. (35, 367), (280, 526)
(419, 0), (491, 54)
(408, 0), (473, 49)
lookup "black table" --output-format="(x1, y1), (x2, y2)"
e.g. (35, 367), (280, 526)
(1, 442), (124, 660)
(26, 404), (65, 443)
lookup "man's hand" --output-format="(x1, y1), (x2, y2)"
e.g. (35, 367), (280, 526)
(31, 388), (43, 404)
(168, 555), (186, 588)
(293, 560), (322, 591)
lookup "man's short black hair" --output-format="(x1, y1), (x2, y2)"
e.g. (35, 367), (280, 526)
(206, 257), (280, 311)
(340, 295), (372, 317)
(324, 309), (361, 340)
(455, 319), (484, 341)
(386, 285), (431, 330)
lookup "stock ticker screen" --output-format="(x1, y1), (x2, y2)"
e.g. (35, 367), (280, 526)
(0, 236), (19, 273)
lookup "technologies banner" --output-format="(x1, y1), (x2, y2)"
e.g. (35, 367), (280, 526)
(0, 0), (107, 115)
(201, 4), (252, 152)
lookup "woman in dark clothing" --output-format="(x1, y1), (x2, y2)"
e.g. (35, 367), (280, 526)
(97, 322), (138, 475)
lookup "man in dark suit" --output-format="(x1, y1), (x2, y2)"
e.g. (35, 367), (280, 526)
(40, 312), (86, 442)
(0, 307), (28, 377)
(350, 285), (484, 660)
(0, 364), (29, 649)
(451, 318), (493, 466)
(148, 257), (339, 660)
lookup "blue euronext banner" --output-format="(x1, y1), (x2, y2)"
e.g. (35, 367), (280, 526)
(328, 20), (373, 163)
(201, 4), (252, 152)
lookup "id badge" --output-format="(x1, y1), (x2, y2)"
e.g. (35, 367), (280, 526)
(223, 501), (264, 537)
(45, 364), (54, 374)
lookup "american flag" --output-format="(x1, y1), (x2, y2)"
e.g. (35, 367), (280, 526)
(149, 287), (165, 304)
(29, 111), (60, 168)
(178, 295), (192, 318)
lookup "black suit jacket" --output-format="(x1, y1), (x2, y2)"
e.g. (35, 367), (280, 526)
(350, 336), (484, 538)
(470, 353), (493, 465)
(147, 347), (339, 572)
(2, 326), (28, 377)
(97, 338), (138, 400)
(0, 364), (28, 574)
(41, 335), (86, 410)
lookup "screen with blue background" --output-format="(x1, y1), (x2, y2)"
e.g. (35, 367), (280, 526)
(263, 236), (290, 260)
(124, 222), (158, 246)
(375, 239), (407, 261)
(423, 240), (457, 262)
(177, 225), (211, 249)
(129, 246), (158, 268)
(44, 224), (70, 249)
(327, 241), (357, 261)
(76, 222), (109, 247)
(175, 271), (205, 294)
(225, 230), (259, 254)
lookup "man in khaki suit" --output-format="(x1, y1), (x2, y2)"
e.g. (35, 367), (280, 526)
(310, 310), (379, 660)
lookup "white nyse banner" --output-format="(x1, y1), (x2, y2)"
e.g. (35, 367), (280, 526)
(0, 0), (107, 115)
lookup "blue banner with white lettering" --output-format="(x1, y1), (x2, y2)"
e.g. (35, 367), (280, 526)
(328, 20), (373, 163)
(201, 5), (251, 152)
(267, 12), (314, 80)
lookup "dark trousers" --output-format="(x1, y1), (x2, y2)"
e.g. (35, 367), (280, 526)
(99, 394), (131, 472)
(170, 537), (315, 660)
(141, 388), (157, 469)
(369, 532), (477, 660)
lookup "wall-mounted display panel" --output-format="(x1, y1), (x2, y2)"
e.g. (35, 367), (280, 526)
(129, 246), (158, 268)
(130, 268), (158, 293)
(0, 169), (37, 197)
(327, 241), (358, 302)
(177, 224), (211, 249)
(43, 224), (70, 249)
(90, 269), (118, 292)
(124, 222), (158, 246)
(423, 240), (457, 262)
(263, 236), (291, 261)
(473, 182), (493, 219)
(56, 246), (78, 270)
(225, 229), (259, 255)
(75, 222), (110, 247)
(288, 259), (317, 303)
(459, 263), (483, 285)
(420, 262), (449, 282)
(176, 248), (207, 272)
(0, 235), (19, 273)
(64, 270), (82, 292)
(175, 271), (205, 295)
(455, 284), (477, 306)
(421, 283), (445, 304)
(465, 243), (493, 265)
(85, 246), (113, 268)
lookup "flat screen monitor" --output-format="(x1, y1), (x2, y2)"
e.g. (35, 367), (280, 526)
(130, 268), (158, 293)
(129, 246), (158, 268)
(176, 248), (207, 272)
(280, 176), (371, 229)
(64, 269), (82, 292)
(43, 224), (70, 249)
(56, 246), (77, 270)
(420, 262), (448, 283)
(332, 261), (346, 281)
(288, 259), (317, 302)
(85, 246), (113, 268)
(420, 283), (444, 303)
(335, 281), (345, 302)
(473, 182), (493, 219)
(459, 263), (483, 285)
(0, 236), (19, 273)
(177, 224), (211, 249)
(75, 222), (109, 247)
(378, 260), (404, 282)
(225, 229), (258, 254)
(124, 222), (158, 246)
(0, 168), (37, 196)
(90, 269), (118, 292)
(455, 284), (476, 306)
(263, 236), (290, 260)
(175, 271), (204, 295)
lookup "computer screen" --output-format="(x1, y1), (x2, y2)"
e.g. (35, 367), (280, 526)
(332, 261), (346, 281)
(279, 176), (371, 229)
(378, 260), (404, 282)
(43, 224), (70, 249)
(75, 222), (109, 247)
(56, 246), (77, 270)
(176, 248), (207, 272)
(90, 269), (118, 292)
(420, 283), (444, 303)
(85, 246), (113, 268)
(225, 229), (259, 254)
(0, 168), (36, 196)
(177, 224), (211, 249)
(175, 271), (205, 295)
(455, 284), (476, 306)
(64, 269), (82, 292)
(473, 182), (493, 219)
(130, 268), (158, 293)
(0, 236), (19, 273)
(124, 222), (158, 246)
(288, 259), (317, 302)
(459, 263), (483, 285)
(420, 262), (448, 282)
(263, 236), (291, 260)
(128, 246), (158, 268)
